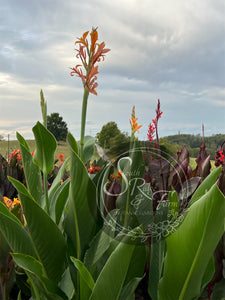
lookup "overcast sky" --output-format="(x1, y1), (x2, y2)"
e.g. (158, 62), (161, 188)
(0, 0), (225, 141)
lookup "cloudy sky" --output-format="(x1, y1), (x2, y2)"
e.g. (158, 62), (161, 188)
(0, 0), (225, 141)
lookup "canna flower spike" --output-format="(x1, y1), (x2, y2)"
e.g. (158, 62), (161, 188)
(147, 99), (163, 143)
(130, 106), (142, 134)
(70, 27), (110, 95)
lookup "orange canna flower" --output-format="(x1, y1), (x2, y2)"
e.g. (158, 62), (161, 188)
(3, 196), (21, 209)
(13, 198), (21, 206)
(58, 153), (64, 161)
(116, 171), (122, 179)
(130, 116), (142, 134)
(3, 196), (12, 208)
(71, 27), (110, 95)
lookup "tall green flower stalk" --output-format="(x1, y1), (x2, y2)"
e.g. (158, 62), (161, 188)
(70, 27), (110, 162)
(40, 90), (50, 214)
(122, 106), (142, 227)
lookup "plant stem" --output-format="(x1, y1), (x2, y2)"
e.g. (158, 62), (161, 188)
(80, 86), (89, 162)
(44, 172), (49, 214)
(73, 202), (81, 260)
(155, 125), (164, 192)
(123, 133), (135, 227)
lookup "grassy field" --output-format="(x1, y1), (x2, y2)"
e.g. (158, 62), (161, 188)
(0, 139), (100, 162)
(0, 139), (70, 160)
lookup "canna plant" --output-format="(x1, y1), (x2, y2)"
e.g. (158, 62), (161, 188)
(0, 27), (224, 300)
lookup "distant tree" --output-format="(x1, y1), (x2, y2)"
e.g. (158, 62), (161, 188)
(0, 135), (4, 141)
(47, 113), (68, 141)
(97, 122), (121, 149)
(110, 132), (130, 157)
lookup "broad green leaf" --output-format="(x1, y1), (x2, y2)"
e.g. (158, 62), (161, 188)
(9, 177), (67, 283)
(70, 257), (95, 290)
(17, 291), (22, 300)
(0, 230), (10, 271)
(11, 253), (44, 278)
(32, 121), (57, 174)
(200, 256), (215, 291)
(17, 132), (43, 205)
(67, 132), (79, 155)
(54, 179), (70, 225)
(189, 166), (221, 205)
(48, 156), (70, 202)
(211, 278), (225, 300)
(134, 182), (153, 232)
(59, 267), (74, 300)
(0, 201), (21, 225)
(148, 201), (167, 300)
(28, 272), (67, 300)
(89, 238), (136, 300)
(71, 256), (94, 299)
(64, 135), (97, 259)
(158, 183), (225, 300)
(84, 228), (111, 272)
(119, 276), (143, 300)
(83, 135), (96, 164)
(148, 239), (165, 300)
(84, 210), (118, 271)
(12, 253), (67, 299)
(116, 149), (145, 229)
(0, 203), (36, 257)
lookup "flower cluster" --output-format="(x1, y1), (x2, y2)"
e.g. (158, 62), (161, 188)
(88, 165), (101, 174)
(147, 99), (163, 143)
(70, 28), (110, 95)
(58, 154), (64, 164)
(8, 149), (23, 168)
(130, 106), (142, 134)
(110, 171), (122, 180)
(215, 149), (225, 167)
(3, 196), (21, 210)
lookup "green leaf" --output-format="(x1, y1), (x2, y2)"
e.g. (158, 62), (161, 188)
(11, 253), (44, 278)
(158, 183), (225, 300)
(211, 278), (225, 300)
(168, 189), (179, 218)
(48, 157), (70, 202)
(11, 253), (67, 299)
(89, 238), (136, 300)
(59, 267), (74, 300)
(119, 276), (143, 300)
(54, 179), (70, 225)
(32, 121), (57, 174)
(9, 177), (67, 283)
(0, 201), (21, 225)
(17, 291), (22, 300)
(0, 203), (36, 257)
(16, 132), (43, 205)
(148, 239), (165, 300)
(70, 257), (95, 295)
(83, 136), (96, 164)
(67, 132), (79, 155)
(189, 166), (221, 205)
(84, 228), (111, 271)
(84, 210), (118, 271)
(64, 134), (97, 259)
